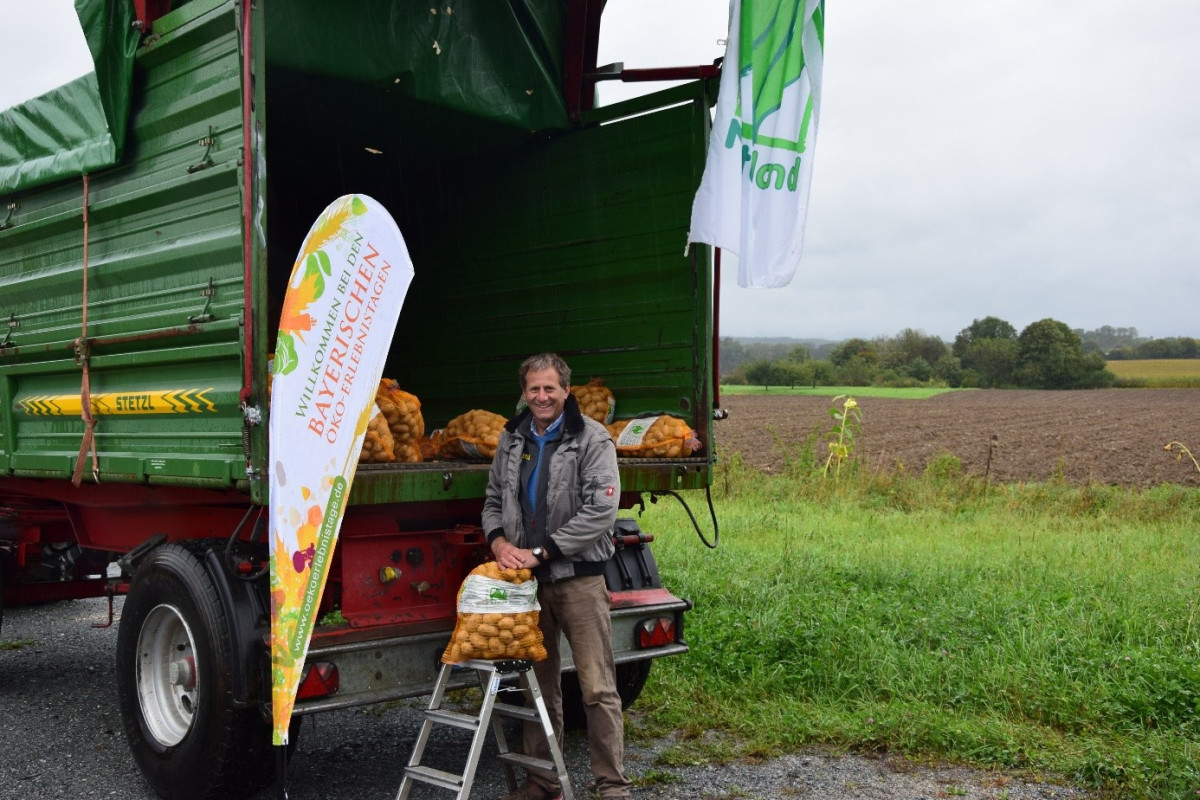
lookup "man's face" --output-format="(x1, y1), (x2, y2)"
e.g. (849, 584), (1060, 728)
(523, 367), (569, 432)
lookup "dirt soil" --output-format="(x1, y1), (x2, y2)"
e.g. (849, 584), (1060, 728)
(712, 388), (1200, 488)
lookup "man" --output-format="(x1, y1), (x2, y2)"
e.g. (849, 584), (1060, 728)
(482, 353), (632, 800)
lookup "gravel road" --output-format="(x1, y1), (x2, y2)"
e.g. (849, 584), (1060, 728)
(1, 598), (1093, 800)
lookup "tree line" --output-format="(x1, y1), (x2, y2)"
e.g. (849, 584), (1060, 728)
(1066, 324), (1200, 359)
(720, 317), (1198, 390)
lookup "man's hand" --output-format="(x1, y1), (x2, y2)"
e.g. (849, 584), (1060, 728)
(490, 537), (538, 570)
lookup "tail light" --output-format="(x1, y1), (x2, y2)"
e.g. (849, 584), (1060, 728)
(296, 661), (340, 700)
(637, 617), (675, 649)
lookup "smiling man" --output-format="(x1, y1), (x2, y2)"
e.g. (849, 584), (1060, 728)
(483, 352), (630, 800)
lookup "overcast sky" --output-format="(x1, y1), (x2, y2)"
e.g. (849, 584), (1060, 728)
(5, 1), (1198, 344)
(600, 1), (1200, 343)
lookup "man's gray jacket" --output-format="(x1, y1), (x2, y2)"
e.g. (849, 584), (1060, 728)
(483, 394), (619, 582)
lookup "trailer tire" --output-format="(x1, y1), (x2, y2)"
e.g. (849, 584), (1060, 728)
(560, 659), (653, 730)
(117, 543), (272, 799)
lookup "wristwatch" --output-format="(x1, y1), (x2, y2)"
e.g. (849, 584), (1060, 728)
(531, 546), (548, 564)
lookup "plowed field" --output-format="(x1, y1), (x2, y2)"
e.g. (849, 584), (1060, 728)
(712, 388), (1200, 488)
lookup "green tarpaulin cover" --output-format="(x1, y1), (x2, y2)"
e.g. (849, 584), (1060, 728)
(1, 0), (570, 196)
(264, 0), (569, 134)
(0, 0), (139, 195)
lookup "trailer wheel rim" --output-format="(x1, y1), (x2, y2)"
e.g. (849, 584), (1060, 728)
(135, 603), (199, 747)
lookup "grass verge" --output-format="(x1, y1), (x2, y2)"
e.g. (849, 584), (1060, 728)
(627, 463), (1200, 799)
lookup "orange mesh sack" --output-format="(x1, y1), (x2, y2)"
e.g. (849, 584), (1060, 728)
(570, 378), (616, 424)
(416, 434), (437, 461)
(376, 379), (424, 463)
(358, 405), (395, 463)
(441, 561), (546, 664)
(610, 415), (702, 458)
(393, 441), (422, 463)
(434, 409), (507, 460)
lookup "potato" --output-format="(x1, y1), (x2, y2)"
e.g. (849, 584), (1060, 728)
(375, 379), (425, 444)
(607, 415), (703, 458)
(441, 561), (544, 664)
(358, 411), (395, 463)
(435, 409), (507, 460)
(605, 420), (629, 439)
(571, 378), (616, 424)
(393, 441), (422, 463)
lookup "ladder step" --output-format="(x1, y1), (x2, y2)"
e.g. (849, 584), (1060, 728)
(497, 751), (560, 777)
(404, 765), (466, 791)
(397, 661), (570, 800)
(492, 701), (540, 722)
(423, 708), (481, 730)
(462, 658), (534, 676)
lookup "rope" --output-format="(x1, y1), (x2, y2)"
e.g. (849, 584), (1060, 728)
(71, 173), (99, 486)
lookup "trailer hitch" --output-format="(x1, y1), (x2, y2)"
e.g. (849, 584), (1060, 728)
(90, 579), (128, 629)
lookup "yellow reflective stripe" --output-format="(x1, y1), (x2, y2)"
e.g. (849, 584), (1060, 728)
(18, 389), (217, 416)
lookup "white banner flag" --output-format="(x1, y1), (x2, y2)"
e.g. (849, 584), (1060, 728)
(689, 0), (824, 288)
(267, 194), (414, 745)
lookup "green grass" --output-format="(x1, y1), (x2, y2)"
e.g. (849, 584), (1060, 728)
(720, 384), (961, 399)
(627, 462), (1200, 799)
(0, 638), (36, 651)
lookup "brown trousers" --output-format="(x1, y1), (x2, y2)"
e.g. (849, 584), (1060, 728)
(525, 575), (632, 799)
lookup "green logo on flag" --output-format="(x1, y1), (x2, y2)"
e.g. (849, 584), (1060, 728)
(739, 1), (813, 148)
(722, 0), (824, 192)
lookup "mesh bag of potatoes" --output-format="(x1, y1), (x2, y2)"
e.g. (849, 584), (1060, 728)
(375, 379), (424, 463)
(606, 415), (703, 458)
(359, 404), (395, 463)
(570, 378), (616, 424)
(442, 561), (546, 664)
(433, 409), (507, 460)
(416, 434), (437, 462)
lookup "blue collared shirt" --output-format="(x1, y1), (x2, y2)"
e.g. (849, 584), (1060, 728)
(526, 412), (564, 511)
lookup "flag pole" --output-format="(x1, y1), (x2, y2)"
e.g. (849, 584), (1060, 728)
(275, 744), (289, 800)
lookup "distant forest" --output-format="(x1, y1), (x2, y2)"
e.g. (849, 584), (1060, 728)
(719, 320), (1199, 390)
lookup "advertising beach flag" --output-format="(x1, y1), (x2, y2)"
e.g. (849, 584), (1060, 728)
(268, 194), (414, 745)
(689, 0), (825, 288)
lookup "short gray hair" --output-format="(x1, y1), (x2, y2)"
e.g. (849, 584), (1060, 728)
(518, 353), (571, 390)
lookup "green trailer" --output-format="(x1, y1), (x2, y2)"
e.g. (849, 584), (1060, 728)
(0, 1), (721, 796)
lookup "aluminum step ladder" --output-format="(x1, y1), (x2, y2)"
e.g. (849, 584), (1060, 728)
(396, 659), (574, 800)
